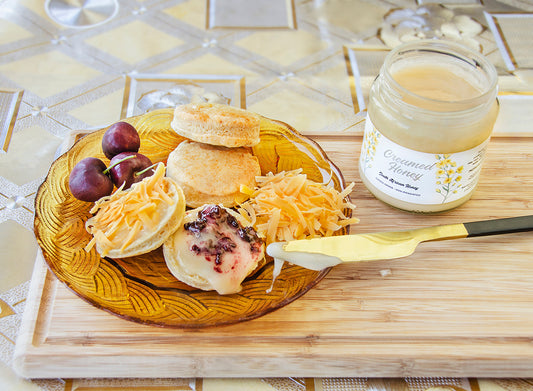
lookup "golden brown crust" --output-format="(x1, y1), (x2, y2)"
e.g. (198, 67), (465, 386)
(170, 103), (261, 147)
(166, 141), (261, 208)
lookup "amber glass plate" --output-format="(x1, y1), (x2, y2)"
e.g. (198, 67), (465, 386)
(34, 109), (350, 328)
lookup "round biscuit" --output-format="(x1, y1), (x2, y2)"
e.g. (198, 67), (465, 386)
(170, 103), (261, 147)
(167, 141), (260, 208)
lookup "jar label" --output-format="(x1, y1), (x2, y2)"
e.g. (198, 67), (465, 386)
(359, 118), (489, 205)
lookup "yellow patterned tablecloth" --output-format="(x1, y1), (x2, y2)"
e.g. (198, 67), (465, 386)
(1, 0), (533, 389)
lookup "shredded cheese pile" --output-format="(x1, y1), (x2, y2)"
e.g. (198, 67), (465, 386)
(85, 163), (175, 257)
(238, 169), (358, 245)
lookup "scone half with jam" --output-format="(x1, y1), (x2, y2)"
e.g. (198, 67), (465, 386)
(163, 204), (265, 295)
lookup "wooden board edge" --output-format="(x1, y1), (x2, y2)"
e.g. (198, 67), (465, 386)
(12, 252), (55, 378)
(12, 346), (533, 379)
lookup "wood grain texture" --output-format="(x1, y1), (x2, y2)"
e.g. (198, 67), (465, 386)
(14, 135), (533, 379)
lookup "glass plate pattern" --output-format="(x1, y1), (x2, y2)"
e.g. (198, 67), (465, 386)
(34, 108), (350, 328)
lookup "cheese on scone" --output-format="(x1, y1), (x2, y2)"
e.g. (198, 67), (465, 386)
(163, 205), (265, 295)
(166, 140), (261, 208)
(170, 103), (261, 147)
(85, 163), (186, 258)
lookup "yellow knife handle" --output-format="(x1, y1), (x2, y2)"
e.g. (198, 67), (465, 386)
(464, 215), (533, 237)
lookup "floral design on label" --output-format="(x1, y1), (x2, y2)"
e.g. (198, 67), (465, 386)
(360, 118), (489, 205)
(361, 125), (381, 169)
(435, 154), (464, 203)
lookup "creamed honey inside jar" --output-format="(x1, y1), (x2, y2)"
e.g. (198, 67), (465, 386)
(359, 39), (499, 213)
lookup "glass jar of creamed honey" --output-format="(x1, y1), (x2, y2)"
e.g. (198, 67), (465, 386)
(359, 39), (499, 213)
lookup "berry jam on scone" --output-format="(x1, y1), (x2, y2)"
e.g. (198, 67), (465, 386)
(163, 205), (264, 294)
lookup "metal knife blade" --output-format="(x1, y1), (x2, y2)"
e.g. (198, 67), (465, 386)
(266, 215), (533, 271)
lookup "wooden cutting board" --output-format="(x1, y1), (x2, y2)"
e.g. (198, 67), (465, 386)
(13, 134), (533, 379)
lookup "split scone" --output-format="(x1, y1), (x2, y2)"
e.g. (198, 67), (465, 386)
(166, 140), (261, 208)
(163, 204), (265, 295)
(170, 103), (261, 148)
(85, 163), (186, 258)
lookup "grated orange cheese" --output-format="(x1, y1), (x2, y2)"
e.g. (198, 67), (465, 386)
(238, 169), (358, 245)
(85, 163), (174, 257)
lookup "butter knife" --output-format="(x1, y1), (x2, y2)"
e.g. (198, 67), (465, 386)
(266, 215), (533, 271)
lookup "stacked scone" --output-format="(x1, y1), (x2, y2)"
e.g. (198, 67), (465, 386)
(163, 103), (265, 294)
(166, 103), (262, 208)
